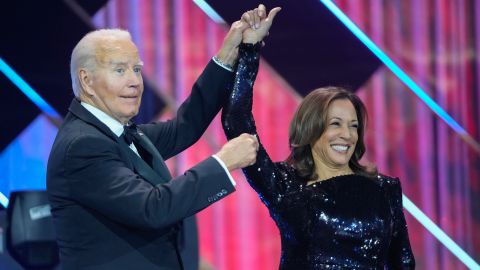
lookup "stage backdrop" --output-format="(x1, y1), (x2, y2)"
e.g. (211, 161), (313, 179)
(91, 1), (480, 269)
(2, 0), (478, 269)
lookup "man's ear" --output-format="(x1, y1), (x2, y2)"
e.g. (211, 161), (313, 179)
(79, 69), (95, 96)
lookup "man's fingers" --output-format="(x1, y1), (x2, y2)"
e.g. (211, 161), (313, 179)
(251, 134), (260, 152)
(231, 20), (248, 32)
(253, 8), (260, 29)
(258, 4), (266, 18)
(241, 12), (253, 28)
(237, 20), (250, 32)
(241, 133), (259, 150)
(248, 10), (257, 28)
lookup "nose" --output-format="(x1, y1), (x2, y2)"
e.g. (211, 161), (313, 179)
(127, 69), (142, 89)
(339, 125), (353, 140)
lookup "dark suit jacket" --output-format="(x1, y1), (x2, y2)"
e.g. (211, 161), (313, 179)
(47, 60), (235, 270)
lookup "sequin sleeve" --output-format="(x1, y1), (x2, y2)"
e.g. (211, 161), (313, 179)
(222, 43), (287, 208)
(386, 178), (416, 269)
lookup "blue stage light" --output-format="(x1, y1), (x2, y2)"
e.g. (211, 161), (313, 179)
(0, 57), (61, 120)
(0, 192), (9, 208)
(0, 57), (61, 208)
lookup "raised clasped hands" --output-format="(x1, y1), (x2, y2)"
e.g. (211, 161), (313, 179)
(241, 4), (281, 44)
(215, 4), (281, 66)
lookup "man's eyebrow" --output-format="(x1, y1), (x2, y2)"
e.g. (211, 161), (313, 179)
(109, 61), (126, 66)
(109, 61), (144, 66)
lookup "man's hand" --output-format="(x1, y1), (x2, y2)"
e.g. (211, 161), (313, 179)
(242, 5), (281, 44)
(215, 20), (249, 67)
(216, 133), (259, 171)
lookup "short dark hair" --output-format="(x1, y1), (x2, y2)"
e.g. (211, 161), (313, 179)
(286, 86), (377, 181)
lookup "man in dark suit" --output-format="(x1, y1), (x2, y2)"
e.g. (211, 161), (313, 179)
(46, 8), (265, 269)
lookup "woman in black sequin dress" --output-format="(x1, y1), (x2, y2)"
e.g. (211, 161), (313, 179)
(221, 8), (415, 270)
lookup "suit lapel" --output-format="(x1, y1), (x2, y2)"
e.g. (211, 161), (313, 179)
(134, 129), (172, 180)
(68, 99), (119, 142)
(117, 137), (169, 185)
(68, 99), (171, 185)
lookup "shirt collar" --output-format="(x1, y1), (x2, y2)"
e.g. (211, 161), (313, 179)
(80, 102), (124, 137)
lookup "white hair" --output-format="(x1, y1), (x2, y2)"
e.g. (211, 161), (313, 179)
(70, 29), (132, 97)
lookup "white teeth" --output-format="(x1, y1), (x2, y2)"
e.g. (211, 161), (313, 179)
(331, 145), (348, 151)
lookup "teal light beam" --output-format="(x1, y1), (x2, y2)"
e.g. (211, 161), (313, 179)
(403, 195), (480, 270)
(0, 57), (61, 120)
(320, 0), (468, 135)
(0, 192), (8, 208)
(193, 0), (226, 24)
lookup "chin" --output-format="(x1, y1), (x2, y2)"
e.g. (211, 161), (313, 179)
(127, 107), (139, 115)
(333, 162), (350, 168)
(330, 156), (351, 166)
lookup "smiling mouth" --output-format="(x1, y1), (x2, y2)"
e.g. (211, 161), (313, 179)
(331, 144), (350, 152)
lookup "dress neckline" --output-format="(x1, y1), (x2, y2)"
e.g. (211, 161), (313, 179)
(304, 173), (371, 188)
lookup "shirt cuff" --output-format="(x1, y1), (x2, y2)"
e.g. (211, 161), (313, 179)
(211, 155), (236, 187)
(212, 56), (234, 72)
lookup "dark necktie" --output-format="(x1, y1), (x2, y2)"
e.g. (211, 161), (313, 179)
(123, 123), (138, 145)
(123, 123), (154, 167)
(122, 123), (172, 182)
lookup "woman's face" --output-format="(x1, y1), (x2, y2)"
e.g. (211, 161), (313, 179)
(311, 99), (358, 171)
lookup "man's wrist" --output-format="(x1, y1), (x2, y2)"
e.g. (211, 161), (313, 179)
(212, 56), (234, 72)
(212, 155), (236, 186)
(214, 44), (239, 71)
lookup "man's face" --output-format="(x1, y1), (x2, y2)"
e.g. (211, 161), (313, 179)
(86, 38), (144, 124)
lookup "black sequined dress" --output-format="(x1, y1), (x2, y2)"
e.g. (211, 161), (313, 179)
(221, 43), (415, 269)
